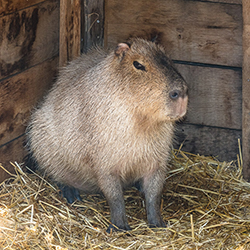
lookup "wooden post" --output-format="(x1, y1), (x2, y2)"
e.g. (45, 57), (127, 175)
(59, 0), (81, 67)
(82, 0), (105, 52)
(242, 0), (250, 180)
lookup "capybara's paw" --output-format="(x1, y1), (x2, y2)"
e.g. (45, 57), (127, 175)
(148, 219), (166, 229)
(106, 223), (131, 234)
(58, 184), (82, 204)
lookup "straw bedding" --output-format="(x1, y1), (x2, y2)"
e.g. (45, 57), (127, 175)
(0, 148), (250, 249)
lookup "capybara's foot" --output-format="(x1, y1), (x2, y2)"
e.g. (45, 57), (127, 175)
(106, 223), (131, 234)
(58, 184), (82, 204)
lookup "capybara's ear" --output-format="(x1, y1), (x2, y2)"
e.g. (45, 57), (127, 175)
(115, 43), (130, 59)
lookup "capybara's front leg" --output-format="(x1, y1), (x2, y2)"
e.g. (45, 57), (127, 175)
(142, 169), (166, 228)
(99, 174), (131, 233)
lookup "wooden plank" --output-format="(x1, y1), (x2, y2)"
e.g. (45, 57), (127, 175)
(105, 0), (242, 67)
(0, 0), (45, 16)
(0, 57), (58, 146)
(59, 0), (81, 67)
(0, 0), (59, 80)
(175, 64), (242, 130)
(242, 0), (250, 180)
(196, 0), (241, 4)
(175, 123), (241, 161)
(0, 56), (58, 181)
(82, 0), (104, 52)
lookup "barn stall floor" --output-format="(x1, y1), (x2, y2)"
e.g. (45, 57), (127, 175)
(0, 149), (250, 250)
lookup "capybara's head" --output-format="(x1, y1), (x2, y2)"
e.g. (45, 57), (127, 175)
(112, 38), (188, 123)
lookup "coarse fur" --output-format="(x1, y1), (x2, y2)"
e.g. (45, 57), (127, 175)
(26, 38), (188, 232)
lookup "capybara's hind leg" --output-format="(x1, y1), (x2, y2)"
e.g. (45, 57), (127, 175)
(57, 183), (82, 204)
(134, 180), (143, 192)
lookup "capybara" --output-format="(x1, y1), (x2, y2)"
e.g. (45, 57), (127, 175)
(26, 38), (188, 232)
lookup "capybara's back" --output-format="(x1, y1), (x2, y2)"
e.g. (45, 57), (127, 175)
(27, 38), (188, 232)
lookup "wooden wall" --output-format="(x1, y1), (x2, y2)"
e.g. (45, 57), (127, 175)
(0, 0), (244, 181)
(0, 0), (59, 181)
(105, 0), (243, 161)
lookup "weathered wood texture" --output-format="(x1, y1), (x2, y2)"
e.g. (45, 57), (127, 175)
(0, 0), (59, 180)
(59, 0), (81, 67)
(105, 0), (242, 67)
(242, 0), (250, 180)
(0, 57), (58, 181)
(82, 0), (105, 52)
(175, 124), (241, 161)
(175, 64), (242, 130)
(0, 0), (45, 16)
(0, 57), (58, 146)
(194, 0), (241, 4)
(0, 0), (59, 80)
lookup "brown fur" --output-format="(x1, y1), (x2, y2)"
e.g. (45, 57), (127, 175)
(26, 38), (188, 231)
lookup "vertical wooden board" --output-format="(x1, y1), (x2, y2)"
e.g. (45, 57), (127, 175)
(175, 64), (242, 130)
(0, 0), (59, 80)
(59, 0), (81, 67)
(175, 123), (241, 161)
(242, 0), (250, 180)
(82, 0), (104, 52)
(0, 57), (58, 147)
(105, 0), (242, 67)
(0, 0), (45, 16)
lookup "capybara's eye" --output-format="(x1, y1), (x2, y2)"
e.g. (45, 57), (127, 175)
(169, 90), (180, 100)
(133, 61), (146, 71)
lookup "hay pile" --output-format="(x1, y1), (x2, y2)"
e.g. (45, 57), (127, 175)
(1, 149), (250, 249)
